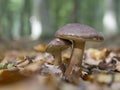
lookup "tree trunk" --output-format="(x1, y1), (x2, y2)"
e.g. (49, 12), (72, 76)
(71, 0), (80, 23)
(39, 0), (52, 40)
(7, 13), (13, 40)
(114, 0), (120, 33)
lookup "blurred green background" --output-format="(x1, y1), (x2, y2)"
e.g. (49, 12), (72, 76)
(0, 0), (120, 41)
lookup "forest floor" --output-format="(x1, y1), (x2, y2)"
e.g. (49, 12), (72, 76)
(0, 34), (120, 90)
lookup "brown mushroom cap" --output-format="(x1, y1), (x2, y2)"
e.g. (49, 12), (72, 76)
(46, 38), (71, 53)
(55, 23), (104, 42)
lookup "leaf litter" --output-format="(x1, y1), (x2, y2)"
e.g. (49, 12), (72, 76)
(0, 45), (120, 90)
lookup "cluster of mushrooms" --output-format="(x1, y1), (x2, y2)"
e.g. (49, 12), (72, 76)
(46, 23), (104, 77)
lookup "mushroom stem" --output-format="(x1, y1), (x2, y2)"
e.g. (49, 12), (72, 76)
(54, 52), (62, 66)
(65, 41), (85, 76)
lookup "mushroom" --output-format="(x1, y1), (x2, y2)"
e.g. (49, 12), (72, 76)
(55, 23), (104, 76)
(46, 38), (71, 67)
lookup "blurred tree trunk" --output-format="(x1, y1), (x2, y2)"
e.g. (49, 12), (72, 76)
(20, 0), (32, 37)
(20, 13), (24, 37)
(7, 13), (13, 39)
(94, 0), (104, 32)
(54, 0), (67, 31)
(39, 0), (52, 40)
(71, 0), (80, 23)
(0, 0), (2, 39)
(54, 0), (61, 30)
(0, 0), (9, 39)
(24, 0), (32, 36)
(88, 0), (104, 32)
(5, 0), (14, 39)
(114, 0), (120, 33)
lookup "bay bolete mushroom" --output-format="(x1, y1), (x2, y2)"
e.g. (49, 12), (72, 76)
(46, 38), (71, 67)
(55, 23), (104, 75)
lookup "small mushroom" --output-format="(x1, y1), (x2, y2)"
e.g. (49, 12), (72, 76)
(55, 23), (104, 75)
(46, 38), (71, 67)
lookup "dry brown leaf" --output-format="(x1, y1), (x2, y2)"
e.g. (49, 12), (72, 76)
(0, 68), (27, 85)
(86, 48), (110, 60)
(33, 43), (47, 52)
(23, 60), (45, 75)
